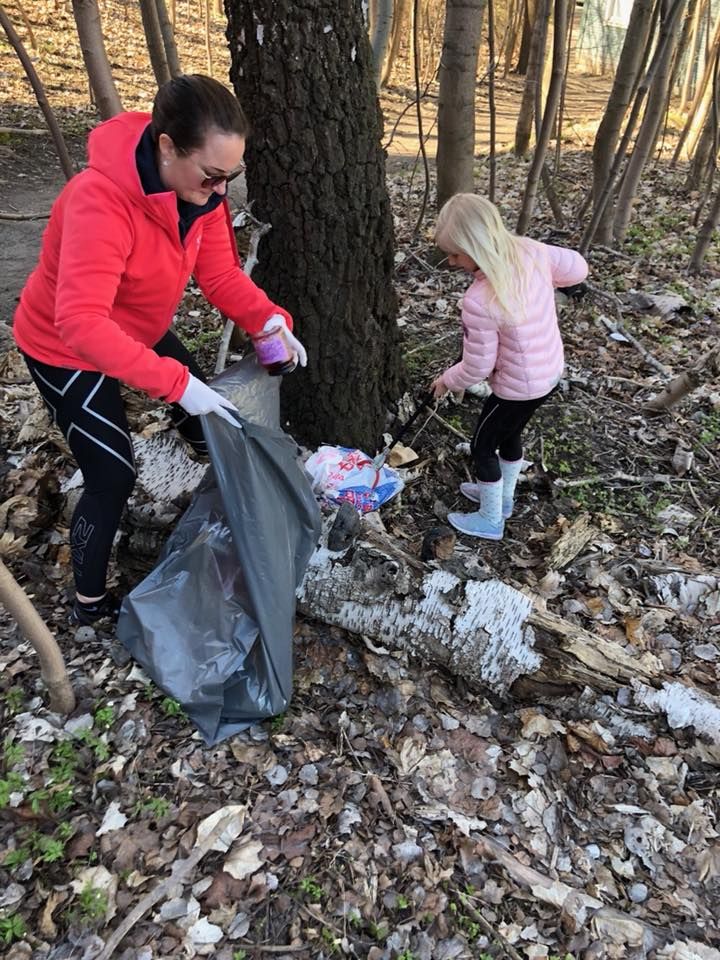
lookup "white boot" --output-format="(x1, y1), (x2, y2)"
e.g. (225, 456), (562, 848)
(448, 479), (504, 540)
(499, 456), (523, 518)
(460, 457), (523, 519)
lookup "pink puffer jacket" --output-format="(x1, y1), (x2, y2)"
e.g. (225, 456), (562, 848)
(441, 239), (588, 401)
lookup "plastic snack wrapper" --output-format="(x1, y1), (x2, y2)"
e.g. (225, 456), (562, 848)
(117, 356), (321, 745)
(305, 445), (404, 513)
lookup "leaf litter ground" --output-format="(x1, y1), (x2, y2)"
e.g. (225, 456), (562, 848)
(1, 13), (720, 960)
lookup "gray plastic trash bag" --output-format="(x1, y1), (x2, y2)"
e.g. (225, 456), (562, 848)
(116, 356), (321, 745)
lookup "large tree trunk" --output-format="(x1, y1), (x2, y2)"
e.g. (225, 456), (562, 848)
(370, 0), (393, 89)
(139, 0), (171, 87)
(514, 0), (549, 156)
(685, 89), (718, 190)
(516, 0), (568, 234)
(70, 0), (122, 119)
(436, 0), (486, 209)
(226, 0), (404, 452)
(612, 0), (687, 242)
(590, 0), (655, 247)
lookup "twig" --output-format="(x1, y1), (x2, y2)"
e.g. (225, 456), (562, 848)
(0, 210), (51, 221)
(95, 813), (241, 960)
(234, 944), (307, 954)
(451, 889), (524, 960)
(587, 282), (672, 378)
(0, 126), (45, 135)
(214, 212), (271, 374)
(428, 409), (470, 441)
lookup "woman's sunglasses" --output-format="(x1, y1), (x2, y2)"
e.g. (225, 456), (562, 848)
(198, 161), (246, 189)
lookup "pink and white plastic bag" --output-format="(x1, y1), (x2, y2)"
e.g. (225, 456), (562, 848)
(305, 446), (404, 513)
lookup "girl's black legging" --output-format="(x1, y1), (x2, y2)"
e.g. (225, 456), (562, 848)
(23, 330), (206, 597)
(471, 389), (554, 482)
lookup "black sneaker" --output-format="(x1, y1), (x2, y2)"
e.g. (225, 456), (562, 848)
(69, 593), (122, 627)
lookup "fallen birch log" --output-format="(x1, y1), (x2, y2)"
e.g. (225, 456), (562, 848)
(296, 518), (663, 696)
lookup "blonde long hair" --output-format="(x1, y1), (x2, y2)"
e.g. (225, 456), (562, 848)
(435, 193), (530, 319)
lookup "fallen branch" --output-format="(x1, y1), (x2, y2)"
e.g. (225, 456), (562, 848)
(0, 558), (75, 714)
(95, 811), (242, 960)
(472, 834), (665, 950)
(596, 313), (672, 379)
(296, 517), (663, 697)
(587, 282), (672, 378)
(0, 126), (45, 136)
(645, 343), (720, 413)
(0, 210), (51, 221)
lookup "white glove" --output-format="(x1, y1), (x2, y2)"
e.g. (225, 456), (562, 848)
(178, 375), (240, 428)
(264, 314), (307, 368)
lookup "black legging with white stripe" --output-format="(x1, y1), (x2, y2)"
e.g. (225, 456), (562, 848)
(471, 389), (554, 482)
(23, 330), (206, 597)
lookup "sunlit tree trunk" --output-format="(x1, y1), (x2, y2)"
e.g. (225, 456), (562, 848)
(514, 0), (549, 155)
(591, 0), (655, 246)
(139, 0), (171, 86)
(436, 0), (486, 208)
(370, 0), (394, 88)
(613, 0), (687, 242)
(517, 0), (537, 74)
(517, 0), (567, 233)
(672, 11), (720, 161)
(382, 0), (409, 86)
(155, 0), (181, 77)
(226, 0), (404, 450)
(680, 0), (706, 108)
(70, 0), (122, 119)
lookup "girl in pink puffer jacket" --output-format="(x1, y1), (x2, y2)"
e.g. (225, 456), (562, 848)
(430, 194), (588, 541)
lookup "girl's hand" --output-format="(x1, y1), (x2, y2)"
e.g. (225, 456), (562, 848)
(430, 376), (448, 400)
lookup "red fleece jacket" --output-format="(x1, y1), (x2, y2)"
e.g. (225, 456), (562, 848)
(13, 112), (291, 402)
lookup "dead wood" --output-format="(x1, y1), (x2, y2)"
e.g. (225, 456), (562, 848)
(0, 558), (75, 714)
(645, 343), (720, 413)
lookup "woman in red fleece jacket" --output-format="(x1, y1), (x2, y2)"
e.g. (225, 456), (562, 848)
(13, 75), (305, 626)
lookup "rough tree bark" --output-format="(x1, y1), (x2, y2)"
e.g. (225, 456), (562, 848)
(70, 0), (122, 120)
(226, 0), (404, 451)
(590, 0), (655, 246)
(514, 0), (549, 156)
(139, 0), (171, 87)
(516, 0), (568, 234)
(0, 4), (75, 179)
(370, 0), (394, 89)
(613, 0), (686, 242)
(436, 0), (486, 209)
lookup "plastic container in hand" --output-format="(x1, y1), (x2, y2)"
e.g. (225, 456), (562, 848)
(251, 324), (297, 376)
